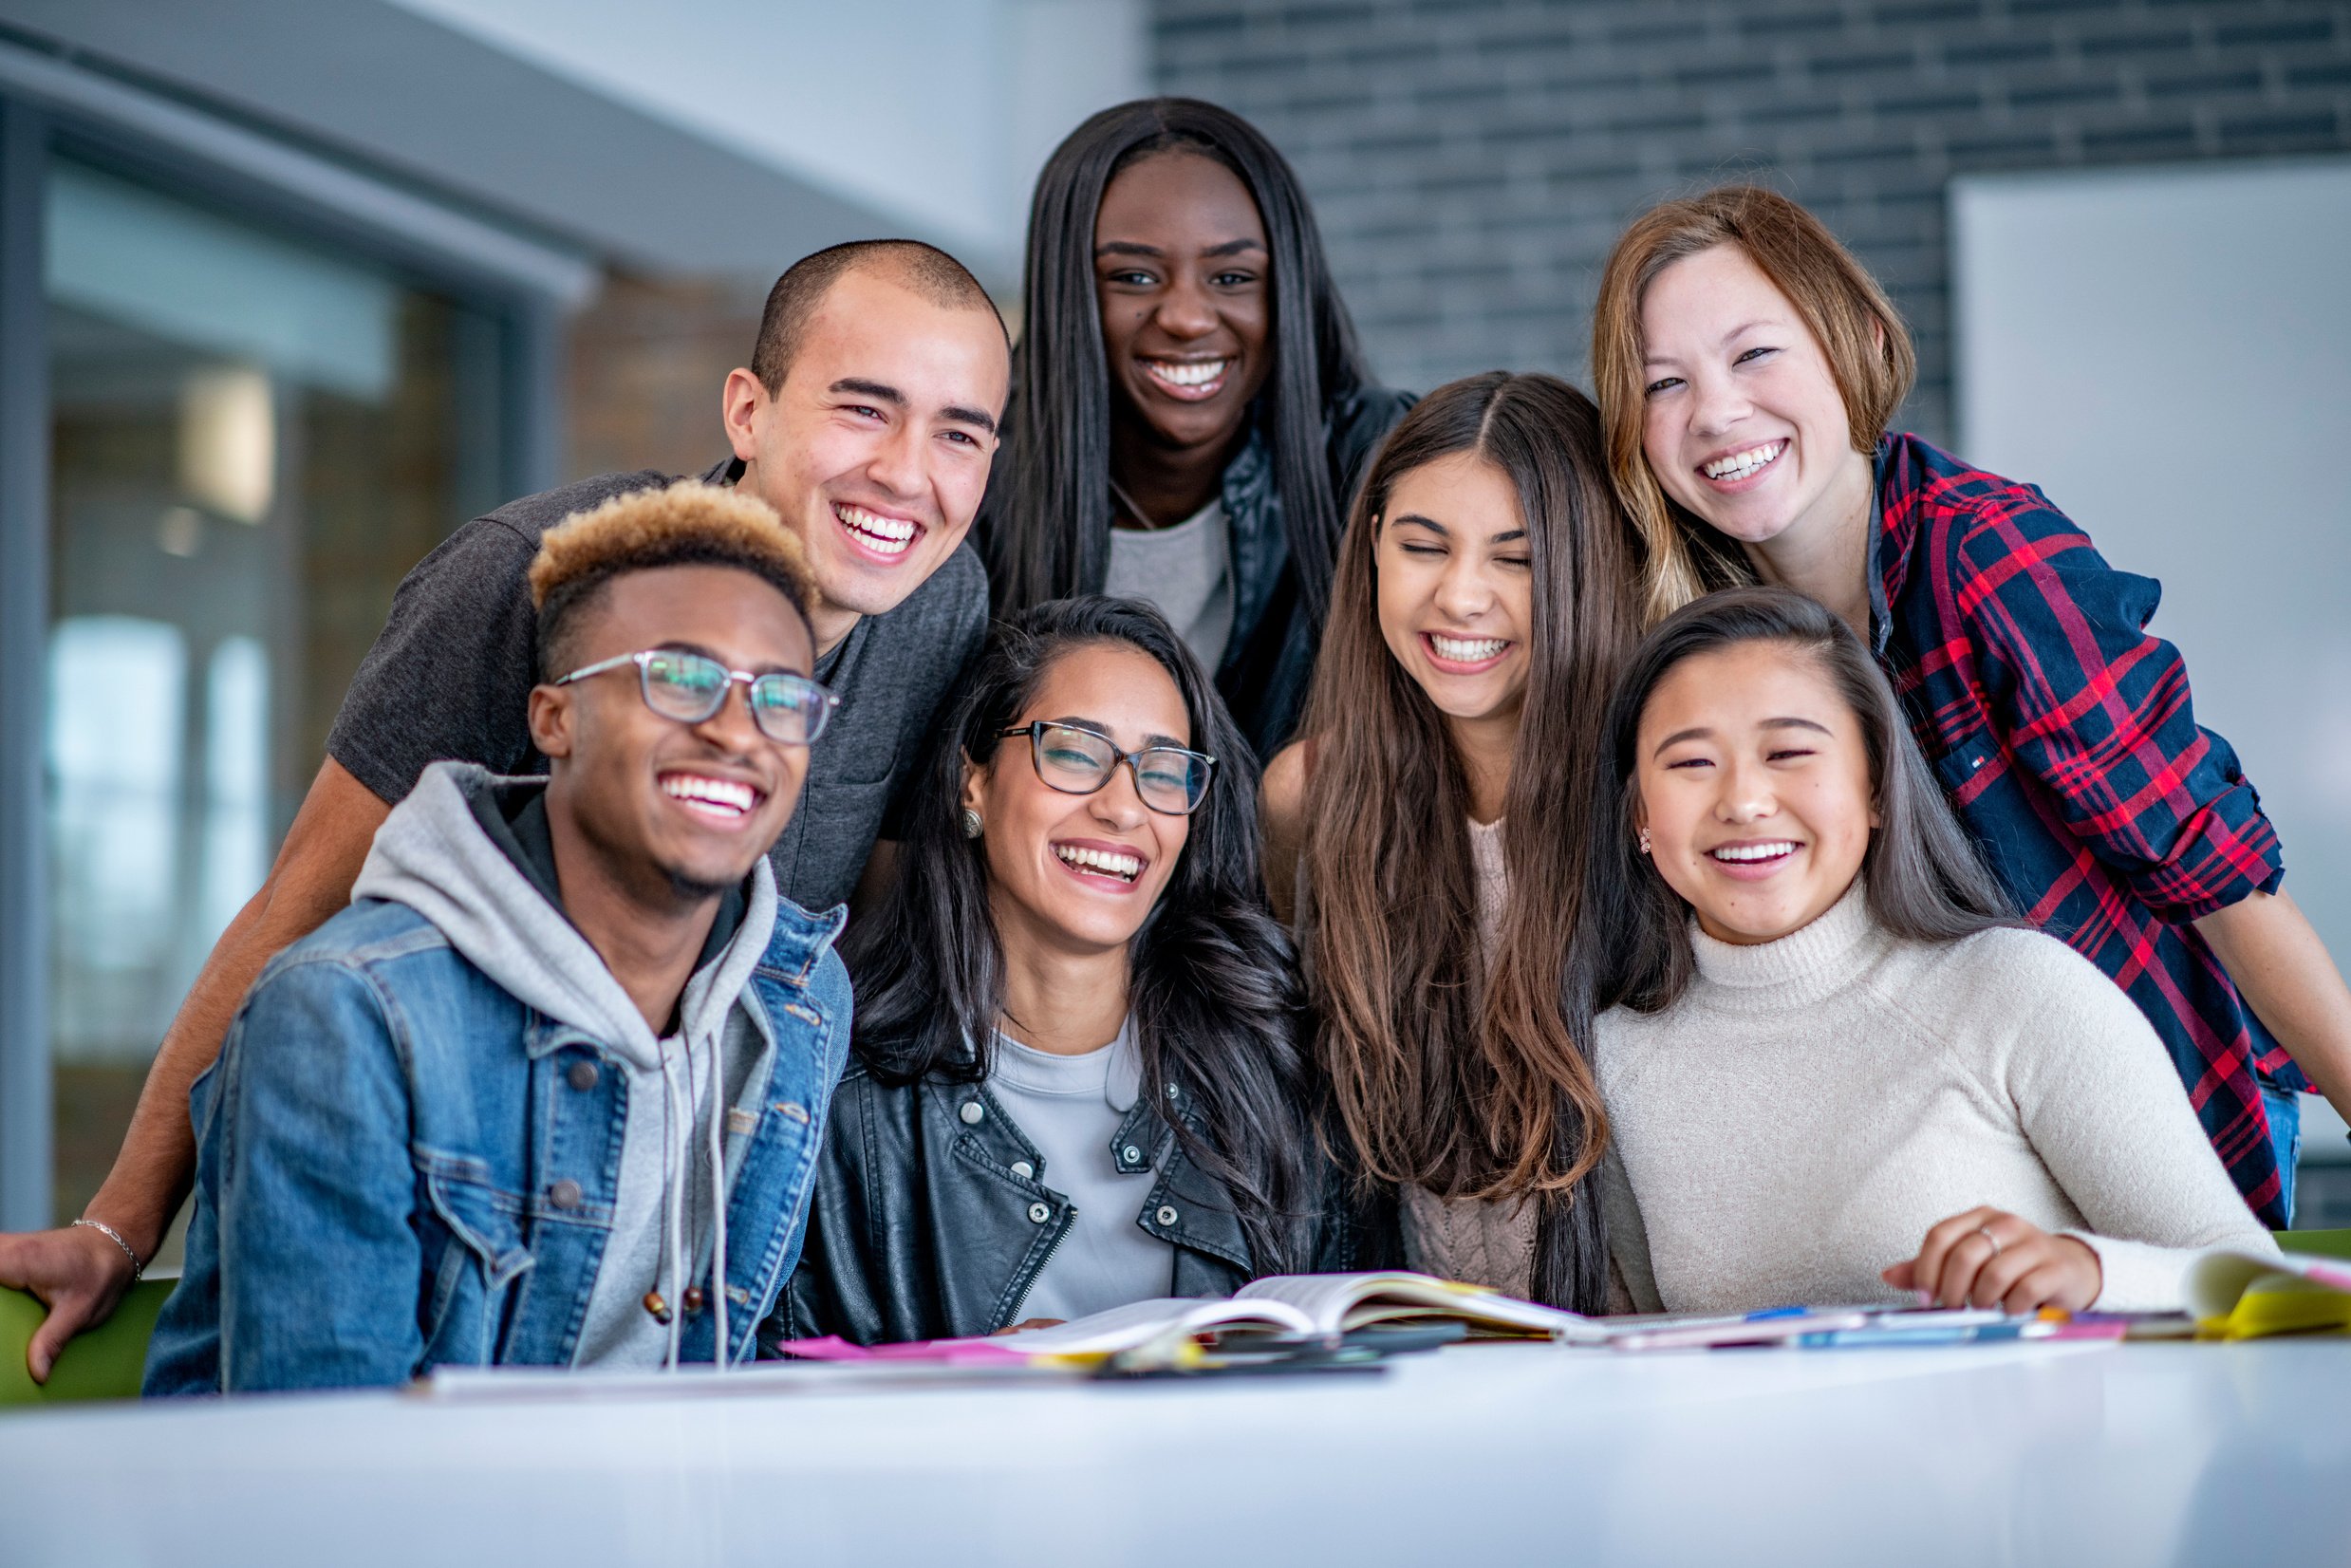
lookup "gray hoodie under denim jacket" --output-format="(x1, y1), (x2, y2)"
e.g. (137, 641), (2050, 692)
(145, 763), (852, 1393)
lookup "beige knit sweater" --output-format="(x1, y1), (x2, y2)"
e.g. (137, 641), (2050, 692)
(1595, 885), (2276, 1315)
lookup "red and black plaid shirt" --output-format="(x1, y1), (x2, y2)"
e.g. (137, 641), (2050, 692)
(1873, 434), (2299, 1224)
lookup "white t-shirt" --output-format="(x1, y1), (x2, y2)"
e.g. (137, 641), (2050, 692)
(1102, 498), (1235, 672)
(990, 1020), (1177, 1322)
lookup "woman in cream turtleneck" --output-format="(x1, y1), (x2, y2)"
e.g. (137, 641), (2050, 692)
(1260, 373), (1643, 1312)
(1582, 588), (2274, 1316)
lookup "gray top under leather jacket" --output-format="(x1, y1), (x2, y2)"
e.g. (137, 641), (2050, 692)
(769, 1060), (1400, 1347)
(978, 384), (1415, 762)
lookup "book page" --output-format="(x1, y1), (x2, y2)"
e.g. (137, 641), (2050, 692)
(984, 1296), (1315, 1355)
(1236, 1271), (1612, 1343)
(2185, 1247), (2351, 1321)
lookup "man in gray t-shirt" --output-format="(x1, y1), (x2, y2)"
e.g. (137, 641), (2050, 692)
(0, 241), (1011, 1379)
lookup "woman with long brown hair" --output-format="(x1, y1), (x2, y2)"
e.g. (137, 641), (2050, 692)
(1260, 372), (1641, 1311)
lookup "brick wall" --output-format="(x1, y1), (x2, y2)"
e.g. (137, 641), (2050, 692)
(1153, 0), (2351, 441)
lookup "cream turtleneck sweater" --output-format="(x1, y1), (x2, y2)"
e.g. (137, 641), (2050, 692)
(1595, 884), (2275, 1315)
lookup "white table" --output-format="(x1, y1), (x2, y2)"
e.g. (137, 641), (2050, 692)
(4, 1340), (2347, 1567)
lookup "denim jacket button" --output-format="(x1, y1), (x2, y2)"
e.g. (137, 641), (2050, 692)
(1156, 1204), (1179, 1226)
(1010, 1161), (1035, 1179)
(960, 1101), (985, 1126)
(549, 1179), (583, 1209)
(567, 1061), (600, 1092)
(1027, 1202), (1051, 1223)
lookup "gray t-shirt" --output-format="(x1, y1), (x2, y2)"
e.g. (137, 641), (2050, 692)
(326, 457), (989, 911)
(990, 1022), (1176, 1323)
(1100, 498), (1234, 672)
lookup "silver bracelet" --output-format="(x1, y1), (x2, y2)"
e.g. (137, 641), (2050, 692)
(71, 1218), (144, 1281)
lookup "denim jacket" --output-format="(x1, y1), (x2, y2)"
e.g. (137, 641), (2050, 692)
(144, 892), (852, 1393)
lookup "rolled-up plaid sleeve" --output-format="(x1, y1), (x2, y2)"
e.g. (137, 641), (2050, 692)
(1950, 490), (2283, 924)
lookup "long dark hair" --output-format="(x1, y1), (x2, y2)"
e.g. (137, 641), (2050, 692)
(841, 595), (1316, 1273)
(1581, 587), (2013, 1017)
(1297, 372), (1641, 1312)
(987, 97), (1371, 627)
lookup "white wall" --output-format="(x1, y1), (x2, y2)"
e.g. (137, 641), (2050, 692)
(383, 0), (1148, 276)
(1952, 158), (2351, 972)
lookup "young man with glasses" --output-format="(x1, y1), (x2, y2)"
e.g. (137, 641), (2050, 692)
(7, 238), (1010, 1378)
(147, 485), (851, 1390)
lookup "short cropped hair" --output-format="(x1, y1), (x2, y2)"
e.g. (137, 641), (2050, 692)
(750, 239), (1006, 395)
(528, 481), (815, 680)
(1592, 184), (1917, 624)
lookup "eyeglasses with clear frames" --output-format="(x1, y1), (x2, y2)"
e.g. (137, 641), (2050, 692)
(554, 648), (838, 746)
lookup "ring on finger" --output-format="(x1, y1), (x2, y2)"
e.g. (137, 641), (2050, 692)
(1975, 1224), (2003, 1260)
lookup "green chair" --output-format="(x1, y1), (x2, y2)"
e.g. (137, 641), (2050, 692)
(0, 1279), (176, 1408)
(2275, 1228), (2351, 1262)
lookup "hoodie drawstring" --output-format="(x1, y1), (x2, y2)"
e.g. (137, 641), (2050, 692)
(653, 1030), (734, 1372)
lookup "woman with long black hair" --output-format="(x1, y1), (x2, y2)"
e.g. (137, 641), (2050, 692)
(773, 598), (1383, 1345)
(981, 98), (1413, 756)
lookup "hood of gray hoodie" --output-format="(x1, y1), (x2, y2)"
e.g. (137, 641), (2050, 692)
(350, 761), (778, 1072)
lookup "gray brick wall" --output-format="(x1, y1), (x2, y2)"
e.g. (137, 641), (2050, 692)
(1153, 0), (2351, 442)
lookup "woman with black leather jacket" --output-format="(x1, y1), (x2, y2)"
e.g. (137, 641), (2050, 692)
(770, 598), (1391, 1347)
(978, 98), (1414, 760)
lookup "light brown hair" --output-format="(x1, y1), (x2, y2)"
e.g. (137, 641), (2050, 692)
(529, 480), (813, 676)
(1295, 372), (1640, 1311)
(1591, 184), (1916, 625)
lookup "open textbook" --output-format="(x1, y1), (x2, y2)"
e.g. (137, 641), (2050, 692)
(2187, 1247), (2351, 1339)
(776, 1272), (1614, 1363)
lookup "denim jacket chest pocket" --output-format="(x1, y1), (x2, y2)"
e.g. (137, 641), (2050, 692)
(413, 1149), (536, 1366)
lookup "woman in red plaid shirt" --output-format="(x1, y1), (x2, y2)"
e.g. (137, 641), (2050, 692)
(1589, 184), (2351, 1228)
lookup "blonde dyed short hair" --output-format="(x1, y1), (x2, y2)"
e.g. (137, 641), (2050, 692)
(1591, 185), (1916, 625)
(528, 480), (814, 677)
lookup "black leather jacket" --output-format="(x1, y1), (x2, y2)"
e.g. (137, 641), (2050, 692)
(1212, 384), (1416, 756)
(769, 1059), (1399, 1347)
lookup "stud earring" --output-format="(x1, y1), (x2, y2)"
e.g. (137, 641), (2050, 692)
(961, 807), (983, 840)
(1636, 827), (1651, 855)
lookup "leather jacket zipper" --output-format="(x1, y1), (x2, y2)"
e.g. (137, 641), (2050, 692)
(1004, 1201), (1075, 1329)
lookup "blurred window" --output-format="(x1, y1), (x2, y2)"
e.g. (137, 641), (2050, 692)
(43, 157), (512, 1262)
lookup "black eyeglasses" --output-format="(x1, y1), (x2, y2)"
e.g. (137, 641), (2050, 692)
(994, 721), (1217, 815)
(555, 649), (837, 746)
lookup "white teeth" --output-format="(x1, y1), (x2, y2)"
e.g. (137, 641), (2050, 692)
(1709, 840), (1799, 863)
(837, 504), (917, 554)
(662, 775), (756, 813)
(1429, 634), (1508, 663)
(1054, 844), (1143, 882)
(1703, 440), (1787, 481)
(1145, 358), (1228, 387)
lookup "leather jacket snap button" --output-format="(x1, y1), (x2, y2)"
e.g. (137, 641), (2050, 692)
(549, 1179), (583, 1210)
(1155, 1204), (1179, 1227)
(1121, 1144), (1143, 1166)
(960, 1101), (985, 1125)
(1027, 1202), (1052, 1224)
(1010, 1161), (1034, 1179)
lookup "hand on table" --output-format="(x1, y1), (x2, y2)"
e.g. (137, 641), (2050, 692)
(992, 1318), (1066, 1335)
(1881, 1206), (2102, 1314)
(0, 1223), (140, 1384)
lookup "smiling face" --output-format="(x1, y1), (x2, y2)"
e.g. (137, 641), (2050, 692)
(1633, 640), (1878, 945)
(532, 564), (815, 904)
(963, 643), (1195, 961)
(1373, 450), (1534, 728)
(1092, 149), (1274, 462)
(1638, 243), (1873, 554)
(725, 268), (1008, 644)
